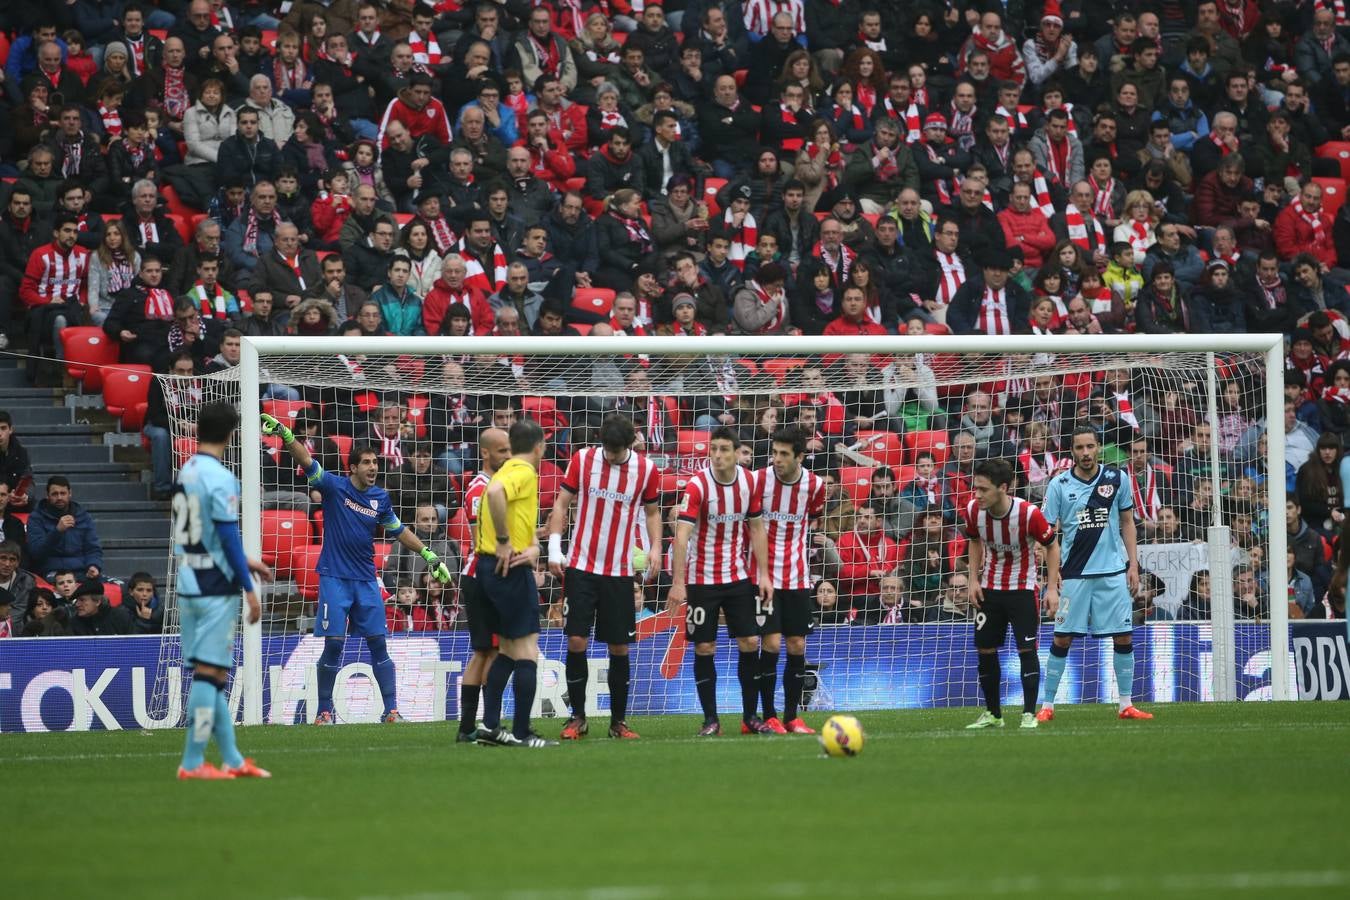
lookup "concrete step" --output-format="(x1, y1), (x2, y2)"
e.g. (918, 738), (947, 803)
(14, 443), (111, 464)
(0, 367), (29, 388)
(101, 550), (173, 578)
(103, 518), (171, 540)
(14, 424), (108, 441)
(1, 388), (65, 407)
(72, 481), (152, 503)
(81, 499), (170, 516)
(10, 407), (75, 427)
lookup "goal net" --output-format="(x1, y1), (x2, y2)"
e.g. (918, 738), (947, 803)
(150, 334), (1290, 727)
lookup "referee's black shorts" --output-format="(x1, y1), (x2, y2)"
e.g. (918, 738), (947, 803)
(476, 555), (540, 639)
(563, 567), (637, 645)
(973, 589), (1040, 650)
(460, 569), (499, 651)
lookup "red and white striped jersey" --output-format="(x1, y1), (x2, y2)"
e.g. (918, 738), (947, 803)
(462, 470), (491, 576)
(563, 447), (660, 577)
(19, 243), (90, 309)
(678, 466), (762, 585)
(757, 466), (825, 590)
(962, 496), (1055, 591)
(976, 286), (1013, 336)
(743, 0), (805, 37)
(1131, 464), (1161, 521)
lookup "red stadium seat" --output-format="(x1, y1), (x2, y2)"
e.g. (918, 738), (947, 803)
(571, 287), (616, 319)
(294, 544), (323, 599)
(522, 396), (568, 438)
(329, 434), (353, 469)
(563, 176), (586, 193)
(893, 464), (917, 487)
(703, 177), (726, 217)
(660, 472), (692, 496)
(1314, 177), (1347, 219)
(1316, 142), (1350, 181)
(102, 365), (154, 431)
(904, 429), (950, 464)
(354, 391), (381, 413)
(103, 582), (124, 607)
(538, 459), (564, 512)
(924, 322), (953, 336)
(676, 429), (711, 457)
(173, 437), (198, 466)
(60, 327), (120, 392)
(262, 399), (313, 428)
(393, 212), (414, 226)
(853, 430), (903, 469)
(761, 357), (808, 384)
(862, 212), (880, 227)
(261, 28), (279, 49)
(161, 183), (197, 217)
(374, 541), (392, 572)
(167, 213), (192, 244)
(446, 508), (472, 557)
(405, 394), (430, 437)
(571, 322), (593, 336)
(261, 509), (311, 570)
(837, 466), (874, 504)
(312, 509), (323, 537)
(733, 69), (748, 88)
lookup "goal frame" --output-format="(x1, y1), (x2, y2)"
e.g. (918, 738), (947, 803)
(235, 333), (1291, 724)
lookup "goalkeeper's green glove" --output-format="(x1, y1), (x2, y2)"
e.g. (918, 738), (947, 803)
(421, 547), (452, 584)
(260, 413), (294, 445)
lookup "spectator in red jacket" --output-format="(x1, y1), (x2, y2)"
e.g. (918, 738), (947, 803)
(836, 502), (901, 613)
(1274, 181), (1337, 269)
(823, 285), (888, 337)
(377, 72), (452, 149)
(998, 181), (1057, 270)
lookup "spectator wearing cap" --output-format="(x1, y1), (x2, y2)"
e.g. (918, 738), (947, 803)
(718, 148), (789, 222)
(665, 251), (730, 332)
(0, 540), (35, 632)
(731, 261), (792, 334)
(26, 476), (103, 581)
(843, 117), (918, 215)
(947, 250), (1031, 336)
(823, 188), (876, 251)
(914, 113), (970, 211)
(1192, 259), (1246, 333)
(68, 580), (133, 636)
(665, 291), (707, 336)
(1135, 261), (1206, 333)
(637, 111), (700, 200)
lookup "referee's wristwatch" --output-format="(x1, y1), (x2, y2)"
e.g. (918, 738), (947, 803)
(496, 535), (511, 544)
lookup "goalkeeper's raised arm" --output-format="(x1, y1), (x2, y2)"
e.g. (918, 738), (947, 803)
(260, 413), (314, 471)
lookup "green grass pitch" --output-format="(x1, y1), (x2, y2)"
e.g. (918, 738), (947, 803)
(7, 703), (1349, 899)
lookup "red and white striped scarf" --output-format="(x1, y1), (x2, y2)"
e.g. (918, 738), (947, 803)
(189, 281), (229, 319)
(994, 103), (1028, 130)
(528, 33), (562, 76)
(814, 240), (854, 288)
(673, 320), (709, 336)
(949, 102), (976, 150)
(1065, 206), (1103, 251)
(126, 139), (151, 170)
(599, 109), (627, 130)
(881, 97), (922, 143)
(745, 278), (785, 332)
(804, 142), (843, 191)
(777, 103), (805, 152)
(1020, 449), (1068, 486)
(1207, 247), (1241, 267)
(724, 210), (757, 270)
(611, 210), (652, 252)
(62, 138), (84, 178)
(1291, 197), (1327, 245)
(935, 251), (965, 305)
(143, 286), (175, 319)
(1209, 132), (1233, 156)
(1092, 177), (1116, 218)
(242, 208), (282, 255)
(136, 217), (159, 246)
(1114, 390), (1140, 430)
(1131, 464), (1161, 520)
(280, 251), (306, 290)
(1318, 0), (1350, 27)
(105, 252), (134, 293)
(427, 216), (456, 254)
(99, 103), (123, 138)
(126, 35), (147, 75)
(1127, 219), (1152, 257)
(978, 285), (1012, 335)
(408, 31), (442, 66)
(645, 395), (666, 451)
(457, 237), (508, 293)
(1028, 170), (1055, 218)
(1044, 135), (1071, 183)
(372, 425), (404, 466)
(162, 65), (187, 119)
(273, 55), (308, 90)
(924, 141), (955, 204)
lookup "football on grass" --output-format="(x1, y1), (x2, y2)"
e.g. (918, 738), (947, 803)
(819, 715), (864, 758)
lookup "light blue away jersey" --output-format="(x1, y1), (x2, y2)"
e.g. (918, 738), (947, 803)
(1042, 464), (1134, 579)
(175, 453), (244, 596)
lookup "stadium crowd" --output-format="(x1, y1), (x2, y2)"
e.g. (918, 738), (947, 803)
(2, 0), (1350, 637)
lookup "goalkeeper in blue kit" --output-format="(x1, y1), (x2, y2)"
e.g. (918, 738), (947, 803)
(1038, 425), (1153, 722)
(262, 413), (453, 724)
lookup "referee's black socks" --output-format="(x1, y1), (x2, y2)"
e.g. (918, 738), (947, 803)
(693, 653), (718, 722)
(458, 683), (480, 735)
(977, 652), (1001, 718)
(608, 654), (630, 726)
(482, 654), (514, 731)
(738, 650), (759, 723)
(565, 650), (588, 720)
(783, 653), (807, 721)
(1019, 650), (1041, 715)
(758, 648), (779, 720)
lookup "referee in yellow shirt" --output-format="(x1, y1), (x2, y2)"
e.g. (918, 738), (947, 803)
(476, 419), (556, 748)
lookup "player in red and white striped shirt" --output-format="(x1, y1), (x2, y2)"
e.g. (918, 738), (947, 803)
(669, 426), (771, 736)
(455, 428), (510, 742)
(20, 213), (91, 362)
(755, 426), (826, 735)
(546, 414), (662, 740)
(962, 458), (1056, 730)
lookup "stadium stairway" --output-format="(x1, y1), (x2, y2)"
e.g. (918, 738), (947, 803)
(3, 357), (173, 582)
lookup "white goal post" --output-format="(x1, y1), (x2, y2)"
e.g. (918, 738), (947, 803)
(215, 332), (1291, 725)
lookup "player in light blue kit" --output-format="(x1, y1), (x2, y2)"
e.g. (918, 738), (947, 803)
(1038, 424), (1154, 722)
(176, 403), (275, 780)
(262, 413), (453, 724)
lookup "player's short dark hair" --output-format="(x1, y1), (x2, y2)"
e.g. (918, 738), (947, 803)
(1070, 424), (1099, 444)
(349, 443), (381, 467)
(770, 426), (806, 457)
(509, 419), (545, 454)
(973, 458), (1015, 491)
(198, 402), (239, 444)
(599, 414), (636, 452)
(709, 425), (740, 448)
